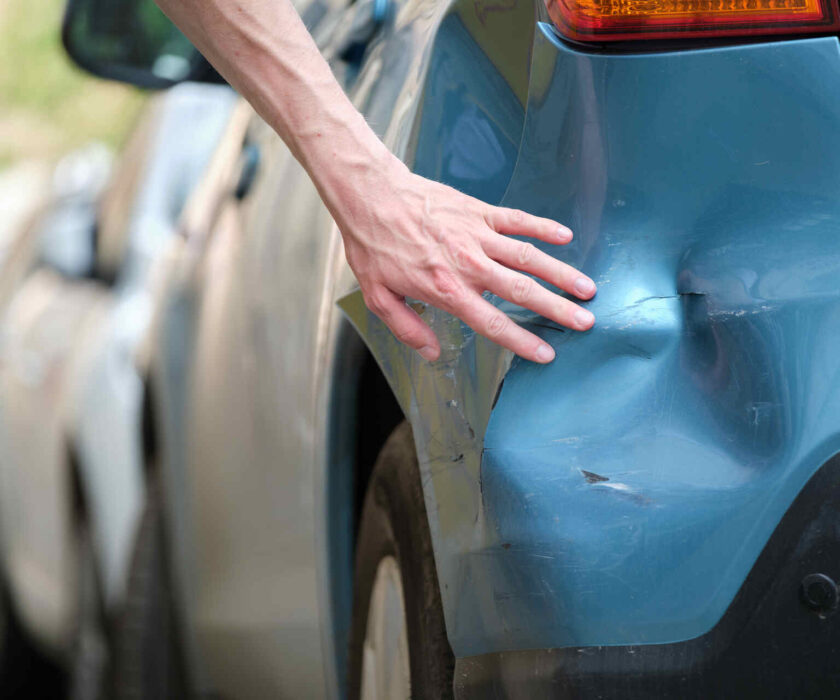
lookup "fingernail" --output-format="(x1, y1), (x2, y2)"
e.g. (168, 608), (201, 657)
(574, 277), (596, 297)
(535, 344), (555, 363)
(418, 345), (437, 361)
(557, 226), (573, 243)
(575, 309), (595, 329)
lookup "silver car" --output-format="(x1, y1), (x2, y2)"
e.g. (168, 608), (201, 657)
(0, 82), (235, 697)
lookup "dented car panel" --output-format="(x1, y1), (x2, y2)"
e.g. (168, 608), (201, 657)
(344, 22), (840, 668)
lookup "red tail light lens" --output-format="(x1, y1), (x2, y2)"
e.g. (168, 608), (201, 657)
(545, 0), (840, 41)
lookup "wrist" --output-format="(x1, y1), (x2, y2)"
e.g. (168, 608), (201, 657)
(303, 115), (407, 229)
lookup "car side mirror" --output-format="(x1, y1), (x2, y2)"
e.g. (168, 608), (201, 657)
(61, 0), (223, 88)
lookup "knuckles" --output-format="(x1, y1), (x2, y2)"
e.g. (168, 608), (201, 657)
(508, 208), (525, 226)
(511, 275), (532, 305)
(427, 265), (463, 307)
(362, 289), (390, 318)
(446, 240), (485, 277)
(485, 312), (508, 338)
(517, 241), (535, 267)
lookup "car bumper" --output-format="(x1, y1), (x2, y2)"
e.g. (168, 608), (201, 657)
(455, 454), (840, 697)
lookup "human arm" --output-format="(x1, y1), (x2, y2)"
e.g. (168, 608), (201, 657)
(154, 0), (597, 363)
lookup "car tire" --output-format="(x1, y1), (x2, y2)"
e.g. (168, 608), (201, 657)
(69, 524), (109, 700)
(348, 421), (455, 700)
(0, 581), (65, 697)
(113, 476), (186, 700)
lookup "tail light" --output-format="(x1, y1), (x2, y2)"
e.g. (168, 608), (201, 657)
(545, 0), (840, 41)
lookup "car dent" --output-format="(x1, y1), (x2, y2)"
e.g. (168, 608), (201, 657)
(343, 24), (840, 660)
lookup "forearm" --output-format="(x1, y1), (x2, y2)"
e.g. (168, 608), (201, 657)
(156, 0), (597, 364)
(154, 0), (396, 213)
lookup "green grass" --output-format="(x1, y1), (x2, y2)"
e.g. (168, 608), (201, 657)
(0, 0), (147, 167)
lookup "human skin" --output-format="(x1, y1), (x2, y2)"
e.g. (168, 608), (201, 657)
(155, 0), (597, 363)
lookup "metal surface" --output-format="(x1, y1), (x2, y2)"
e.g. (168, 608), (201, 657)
(360, 556), (411, 700)
(347, 21), (840, 658)
(74, 84), (236, 608)
(453, 453), (840, 697)
(152, 107), (342, 700)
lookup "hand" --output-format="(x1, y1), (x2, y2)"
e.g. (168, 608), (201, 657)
(154, 0), (594, 362)
(336, 156), (596, 364)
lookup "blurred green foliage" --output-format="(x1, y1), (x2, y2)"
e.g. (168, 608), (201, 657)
(0, 0), (147, 169)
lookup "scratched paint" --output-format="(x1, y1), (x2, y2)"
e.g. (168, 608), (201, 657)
(343, 24), (840, 658)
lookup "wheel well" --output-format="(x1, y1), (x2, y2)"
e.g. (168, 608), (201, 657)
(326, 321), (404, 692)
(350, 350), (404, 535)
(327, 321), (404, 546)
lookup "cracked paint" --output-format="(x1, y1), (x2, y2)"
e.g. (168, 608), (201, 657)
(341, 26), (840, 659)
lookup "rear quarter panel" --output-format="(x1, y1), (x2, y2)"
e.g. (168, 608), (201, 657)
(347, 5), (840, 661)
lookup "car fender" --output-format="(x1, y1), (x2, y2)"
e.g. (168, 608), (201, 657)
(344, 21), (840, 660)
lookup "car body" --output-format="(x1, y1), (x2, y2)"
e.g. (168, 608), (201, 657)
(0, 83), (235, 672)
(0, 143), (113, 656)
(65, 0), (840, 696)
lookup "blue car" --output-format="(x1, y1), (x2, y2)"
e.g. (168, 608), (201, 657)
(62, 0), (840, 696)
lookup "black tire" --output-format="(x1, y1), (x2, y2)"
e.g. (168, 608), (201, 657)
(348, 421), (455, 700)
(0, 584), (64, 699)
(113, 477), (186, 700)
(69, 524), (109, 700)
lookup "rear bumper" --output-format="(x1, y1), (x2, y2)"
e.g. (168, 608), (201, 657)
(456, 454), (840, 697)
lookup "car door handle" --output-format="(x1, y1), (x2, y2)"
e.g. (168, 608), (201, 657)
(234, 141), (261, 200)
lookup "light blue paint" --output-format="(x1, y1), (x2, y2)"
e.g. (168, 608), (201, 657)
(410, 13), (526, 203)
(471, 28), (840, 650)
(347, 19), (840, 658)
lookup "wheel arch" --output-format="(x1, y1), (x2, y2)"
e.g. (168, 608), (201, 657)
(323, 317), (404, 691)
(334, 290), (513, 658)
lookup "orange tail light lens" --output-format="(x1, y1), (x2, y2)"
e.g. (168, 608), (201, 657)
(545, 0), (840, 41)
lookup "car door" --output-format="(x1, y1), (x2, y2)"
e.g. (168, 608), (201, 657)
(152, 53), (352, 700)
(150, 1), (457, 697)
(182, 112), (341, 699)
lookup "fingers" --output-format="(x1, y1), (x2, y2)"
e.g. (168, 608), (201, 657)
(357, 197), (590, 363)
(363, 285), (440, 361)
(449, 291), (557, 364)
(484, 206), (572, 245)
(481, 234), (597, 300)
(486, 263), (595, 332)
(364, 278), (562, 364)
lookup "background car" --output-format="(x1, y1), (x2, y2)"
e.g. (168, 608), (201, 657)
(0, 81), (236, 698)
(62, 0), (840, 697)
